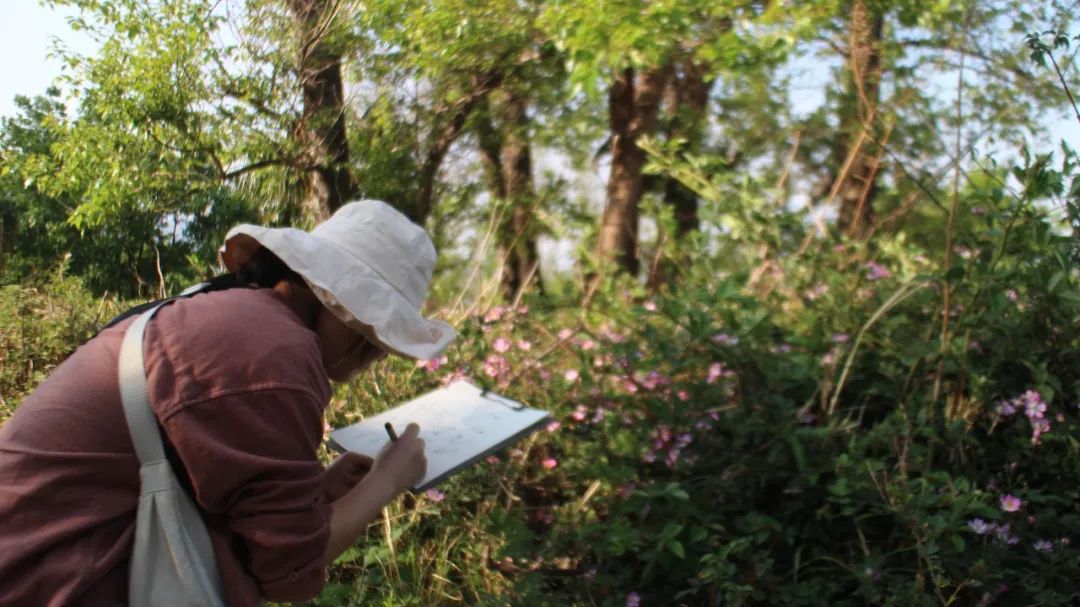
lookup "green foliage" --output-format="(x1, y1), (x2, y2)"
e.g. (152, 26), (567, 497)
(0, 268), (116, 417)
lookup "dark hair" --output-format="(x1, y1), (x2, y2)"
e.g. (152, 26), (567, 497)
(100, 247), (305, 331)
(207, 246), (304, 291)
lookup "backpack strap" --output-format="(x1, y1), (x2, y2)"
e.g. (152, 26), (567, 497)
(117, 301), (173, 465)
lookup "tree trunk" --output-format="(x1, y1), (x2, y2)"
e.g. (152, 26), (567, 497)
(411, 73), (501, 224)
(833, 0), (884, 237)
(290, 0), (354, 224)
(475, 94), (543, 300)
(597, 65), (669, 276)
(663, 59), (712, 238)
(498, 91), (542, 300)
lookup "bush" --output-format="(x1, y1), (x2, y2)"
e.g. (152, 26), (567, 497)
(0, 268), (115, 418)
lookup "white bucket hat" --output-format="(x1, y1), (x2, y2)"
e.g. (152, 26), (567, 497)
(219, 199), (455, 360)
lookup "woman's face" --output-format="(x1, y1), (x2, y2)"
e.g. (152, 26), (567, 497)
(315, 307), (388, 382)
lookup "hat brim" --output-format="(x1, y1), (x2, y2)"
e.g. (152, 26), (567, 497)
(221, 225), (455, 360)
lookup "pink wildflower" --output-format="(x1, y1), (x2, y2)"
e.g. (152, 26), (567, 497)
(425, 488), (446, 503)
(516, 339), (532, 351)
(626, 592), (641, 607)
(557, 328), (574, 340)
(493, 337), (511, 353)
(581, 339), (597, 351)
(865, 261), (892, 280)
(483, 355), (508, 378)
(712, 333), (739, 345)
(417, 356), (447, 372)
(541, 457), (558, 470)
(1005, 289), (1019, 303)
(516, 305), (529, 315)
(968, 518), (994, 535)
(571, 406), (588, 422)
(483, 306), (506, 323)
(546, 420), (561, 433)
(1000, 495), (1022, 513)
(564, 369), (580, 383)
(643, 301), (657, 311)
(831, 333), (850, 344)
(1033, 540), (1053, 552)
(677, 389), (690, 401)
(706, 362), (726, 384)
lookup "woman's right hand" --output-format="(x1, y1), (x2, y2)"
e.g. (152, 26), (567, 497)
(370, 422), (426, 494)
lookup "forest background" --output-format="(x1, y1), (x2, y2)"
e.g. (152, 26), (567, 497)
(2, 0), (1080, 605)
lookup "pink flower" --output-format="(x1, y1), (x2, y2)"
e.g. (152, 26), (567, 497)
(706, 362), (726, 384)
(425, 488), (446, 502)
(643, 301), (657, 311)
(541, 457), (558, 469)
(968, 518), (994, 535)
(483, 354), (508, 378)
(483, 306), (506, 323)
(516, 305), (529, 315)
(546, 420), (561, 433)
(557, 328), (574, 340)
(677, 390), (689, 401)
(417, 356), (447, 372)
(1034, 540), (1053, 552)
(1020, 390), (1047, 419)
(581, 339), (597, 351)
(622, 378), (639, 394)
(1000, 494), (1022, 513)
(516, 339), (532, 351)
(493, 337), (511, 353)
(831, 333), (850, 343)
(564, 369), (580, 383)
(865, 261), (892, 280)
(1005, 289), (1019, 302)
(571, 406), (588, 422)
(626, 592), (641, 607)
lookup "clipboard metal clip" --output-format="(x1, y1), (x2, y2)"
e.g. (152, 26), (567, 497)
(480, 389), (527, 411)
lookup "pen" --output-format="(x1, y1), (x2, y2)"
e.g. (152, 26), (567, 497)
(384, 421), (398, 442)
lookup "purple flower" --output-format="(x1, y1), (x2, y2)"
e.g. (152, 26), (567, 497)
(626, 592), (641, 607)
(1033, 540), (1053, 552)
(424, 488), (446, 502)
(1000, 495), (1022, 513)
(968, 518), (994, 535)
(994, 523), (1020, 544)
(865, 261), (892, 280)
(995, 399), (1017, 417)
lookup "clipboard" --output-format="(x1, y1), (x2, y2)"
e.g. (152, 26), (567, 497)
(327, 380), (551, 491)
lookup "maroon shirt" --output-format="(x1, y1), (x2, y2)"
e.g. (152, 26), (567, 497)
(0, 288), (334, 606)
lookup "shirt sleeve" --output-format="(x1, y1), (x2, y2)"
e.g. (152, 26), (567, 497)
(160, 387), (331, 603)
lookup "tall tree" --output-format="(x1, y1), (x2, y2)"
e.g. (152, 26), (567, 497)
(599, 65), (670, 276)
(288, 0), (356, 222)
(832, 0), (884, 238)
(476, 90), (544, 300)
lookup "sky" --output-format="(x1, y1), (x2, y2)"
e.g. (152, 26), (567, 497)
(0, 2), (97, 117)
